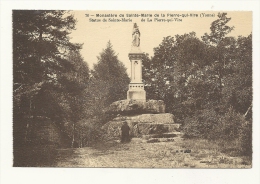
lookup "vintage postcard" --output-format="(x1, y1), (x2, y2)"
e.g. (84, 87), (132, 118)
(1, 0), (260, 182)
(12, 10), (253, 169)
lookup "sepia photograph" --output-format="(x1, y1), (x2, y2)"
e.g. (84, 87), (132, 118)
(12, 10), (253, 168)
(2, 0), (260, 183)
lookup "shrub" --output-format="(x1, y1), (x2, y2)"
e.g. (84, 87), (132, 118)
(183, 107), (252, 158)
(183, 108), (219, 139)
(63, 117), (106, 148)
(77, 118), (105, 146)
(237, 120), (252, 157)
(214, 108), (245, 140)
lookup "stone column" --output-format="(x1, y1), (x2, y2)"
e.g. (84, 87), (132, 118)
(127, 47), (146, 102)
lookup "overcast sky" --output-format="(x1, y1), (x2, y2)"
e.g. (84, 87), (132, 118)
(69, 11), (252, 75)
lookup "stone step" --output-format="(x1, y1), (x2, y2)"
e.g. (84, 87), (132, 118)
(113, 113), (175, 124)
(133, 123), (180, 136)
(142, 132), (183, 139)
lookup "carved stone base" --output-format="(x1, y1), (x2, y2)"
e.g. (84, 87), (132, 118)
(127, 90), (146, 102)
(127, 84), (146, 101)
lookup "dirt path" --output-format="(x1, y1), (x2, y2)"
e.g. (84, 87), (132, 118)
(54, 138), (250, 168)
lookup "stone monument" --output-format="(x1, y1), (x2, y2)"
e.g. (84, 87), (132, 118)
(102, 23), (182, 142)
(127, 23), (146, 102)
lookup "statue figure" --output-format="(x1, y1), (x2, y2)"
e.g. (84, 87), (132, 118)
(132, 23), (140, 47)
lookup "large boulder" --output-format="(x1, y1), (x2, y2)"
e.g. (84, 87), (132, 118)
(102, 113), (179, 139)
(106, 99), (165, 115)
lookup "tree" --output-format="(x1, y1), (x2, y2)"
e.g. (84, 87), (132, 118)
(222, 34), (252, 115)
(90, 41), (130, 108)
(13, 10), (89, 153)
(13, 10), (79, 87)
(202, 12), (234, 46)
(143, 36), (175, 101)
(142, 33), (208, 119)
(60, 50), (90, 147)
(13, 10), (80, 122)
(141, 12), (252, 158)
(201, 12), (235, 100)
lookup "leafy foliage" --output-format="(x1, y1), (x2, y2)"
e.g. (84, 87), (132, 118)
(142, 12), (252, 157)
(202, 12), (234, 45)
(13, 10), (90, 152)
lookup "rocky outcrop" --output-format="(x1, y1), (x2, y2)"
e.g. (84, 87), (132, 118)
(103, 97), (182, 141)
(106, 99), (165, 115)
(102, 114), (180, 139)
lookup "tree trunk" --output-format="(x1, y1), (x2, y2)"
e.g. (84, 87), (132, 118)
(24, 99), (32, 142)
(71, 123), (75, 148)
(244, 104), (252, 118)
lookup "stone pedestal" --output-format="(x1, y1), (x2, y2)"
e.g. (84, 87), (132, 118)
(127, 84), (146, 102)
(102, 23), (182, 142)
(127, 47), (146, 101)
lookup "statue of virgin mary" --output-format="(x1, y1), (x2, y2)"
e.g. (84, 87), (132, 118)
(132, 23), (140, 47)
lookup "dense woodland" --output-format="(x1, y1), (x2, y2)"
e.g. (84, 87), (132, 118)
(13, 11), (252, 166)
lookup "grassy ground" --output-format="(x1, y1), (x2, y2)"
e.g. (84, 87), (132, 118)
(53, 138), (251, 168)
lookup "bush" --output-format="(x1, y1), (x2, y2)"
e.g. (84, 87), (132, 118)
(78, 118), (105, 146)
(214, 108), (245, 140)
(237, 120), (252, 157)
(183, 107), (252, 158)
(67, 118), (106, 148)
(183, 108), (219, 139)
